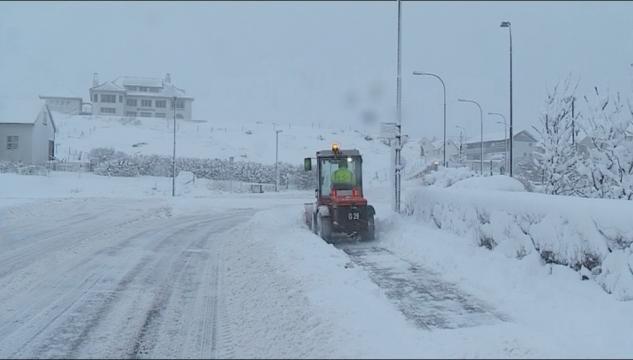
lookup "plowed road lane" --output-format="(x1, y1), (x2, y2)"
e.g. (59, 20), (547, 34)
(0, 198), (253, 359)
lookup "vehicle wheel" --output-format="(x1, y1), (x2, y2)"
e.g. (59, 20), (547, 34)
(317, 216), (332, 242)
(360, 214), (375, 242)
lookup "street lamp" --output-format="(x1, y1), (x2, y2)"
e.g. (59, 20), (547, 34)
(172, 96), (177, 197)
(412, 71), (447, 167)
(458, 98), (484, 175)
(500, 20), (513, 177)
(275, 129), (283, 192)
(488, 112), (507, 174)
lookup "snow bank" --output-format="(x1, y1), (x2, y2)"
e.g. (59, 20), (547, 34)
(417, 166), (476, 187)
(451, 175), (525, 192)
(405, 180), (633, 301)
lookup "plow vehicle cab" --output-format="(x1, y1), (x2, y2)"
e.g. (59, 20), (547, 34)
(303, 144), (375, 242)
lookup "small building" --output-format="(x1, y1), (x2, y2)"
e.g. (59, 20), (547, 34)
(89, 73), (194, 120)
(0, 100), (56, 164)
(38, 95), (83, 115)
(463, 129), (537, 162)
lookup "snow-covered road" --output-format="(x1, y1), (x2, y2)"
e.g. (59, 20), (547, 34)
(2, 184), (633, 358)
(0, 198), (254, 358)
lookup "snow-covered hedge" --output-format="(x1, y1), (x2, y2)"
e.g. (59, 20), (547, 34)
(405, 177), (633, 301)
(86, 148), (316, 189)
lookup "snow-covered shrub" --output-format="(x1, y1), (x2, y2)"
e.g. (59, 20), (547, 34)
(94, 159), (141, 177)
(86, 148), (315, 189)
(406, 184), (633, 300)
(418, 166), (476, 187)
(88, 147), (128, 163)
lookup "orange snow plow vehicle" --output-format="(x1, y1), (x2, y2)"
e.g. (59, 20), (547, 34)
(303, 144), (375, 243)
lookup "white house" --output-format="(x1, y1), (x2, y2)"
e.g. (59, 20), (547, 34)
(463, 129), (537, 162)
(0, 100), (56, 164)
(89, 73), (194, 120)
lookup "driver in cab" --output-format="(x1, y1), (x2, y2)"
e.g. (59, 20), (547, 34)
(331, 159), (354, 186)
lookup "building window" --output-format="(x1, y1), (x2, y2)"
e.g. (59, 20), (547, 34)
(119, 95), (123, 103)
(171, 99), (185, 109)
(93, 94), (98, 102)
(6, 136), (18, 150)
(155, 113), (166, 118)
(100, 107), (116, 114)
(155, 100), (166, 108)
(141, 99), (152, 107)
(126, 111), (137, 117)
(101, 94), (116, 103)
(176, 114), (184, 119)
(149, 87), (160, 93)
(139, 86), (149, 92)
(140, 112), (152, 117)
(126, 98), (137, 106)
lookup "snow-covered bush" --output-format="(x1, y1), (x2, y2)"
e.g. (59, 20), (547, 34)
(418, 166), (476, 188)
(86, 148), (316, 189)
(0, 161), (48, 176)
(94, 159), (141, 177)
(88, 147), (128, 163)
(405, 184), (633, 300)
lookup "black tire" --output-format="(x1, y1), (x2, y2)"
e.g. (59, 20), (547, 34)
(360, 214), (375, 242)
(317, 216), (332, 242)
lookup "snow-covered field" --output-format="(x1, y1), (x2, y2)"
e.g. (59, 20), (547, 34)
(2, 171), (633, 358)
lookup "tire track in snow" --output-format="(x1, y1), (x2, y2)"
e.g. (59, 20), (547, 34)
(336, 243), (509, 330)
(2, 213), (234, 358)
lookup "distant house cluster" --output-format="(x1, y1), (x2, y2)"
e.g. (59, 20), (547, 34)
(0, 72), (194, 165)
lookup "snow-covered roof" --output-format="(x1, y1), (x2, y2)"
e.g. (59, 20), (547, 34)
(464, 129), (536, 145)
(0, 98), (46, 125)
(115, 76), (164, 88)
(91, 81), (125, 92)
(39, 95), (83, 101)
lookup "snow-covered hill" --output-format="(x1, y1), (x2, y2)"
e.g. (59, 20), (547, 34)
(51, 113), (430, 184)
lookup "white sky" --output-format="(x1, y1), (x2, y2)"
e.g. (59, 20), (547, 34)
(1, 1), (632, 141)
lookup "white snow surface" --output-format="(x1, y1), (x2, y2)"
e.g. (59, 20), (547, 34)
(451, 174), (526, 192)
(2, 172), (633, 357)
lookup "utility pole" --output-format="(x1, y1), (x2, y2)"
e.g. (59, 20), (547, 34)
(275, 129), (282, 192)
(500, 21), (513, 177)
(172, 96), (177, 197)
(394, 0), (403, 213)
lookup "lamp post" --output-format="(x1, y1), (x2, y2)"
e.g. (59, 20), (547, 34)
(393, 0), (403, 213)
(488, 112), (507, 174)
(172, 96), (177, 197)
(458, 98), (484, 175)
(500, 20), (513, 177)
(412, 71), (447, 167)
(275, 129), (282, 192)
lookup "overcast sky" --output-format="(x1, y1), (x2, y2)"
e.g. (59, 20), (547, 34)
(1, 1), (632, 141)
